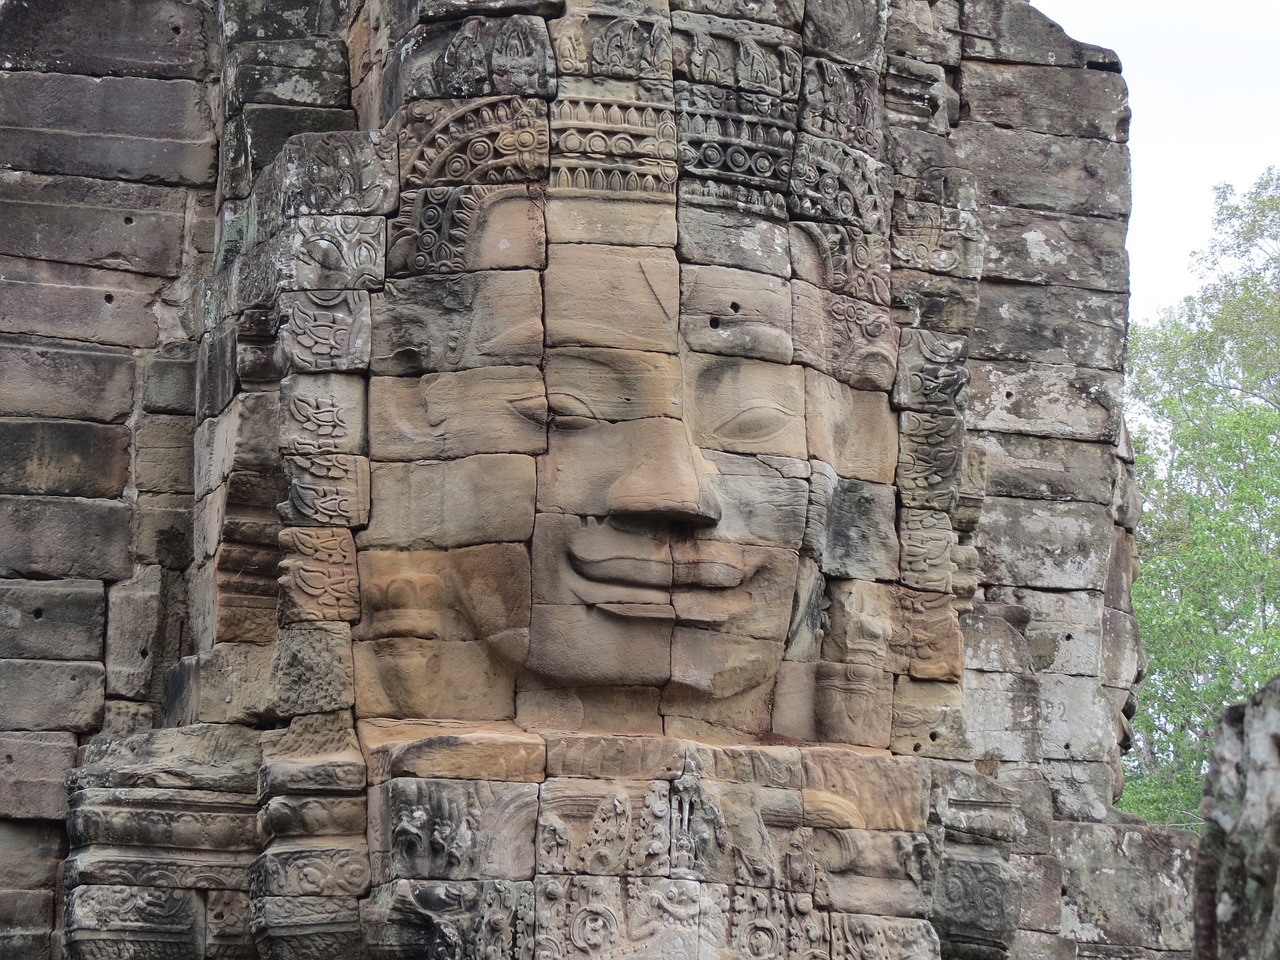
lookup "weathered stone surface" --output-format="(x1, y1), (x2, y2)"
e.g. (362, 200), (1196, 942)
(685, 352), (807, 458)
(545, 244), (680, 353)
(0, 71), (215, 185)
(359, 719), (546, 783)
(371, 270), (544, 375)
(354, 635), (517, 721)
(0, 731), (78, 819)
(966, 282), (1128, 371)
(0, 820), (65, 888)
(0, 578), (105, 661)
(0, 419), (130, 498)
(961, 0), (1120, 69)
(963, 62), (1130, 142)
(680, 264), (793, 363)
(0, 171), (185, 276)
(805, 465), (899, 581)
(0, 255), (162, 348)
(0, 659), (104, 731)
(225, 38), (351, 114)
(104, 568), (167, 699)
(361, 456), (537, 548)
(221, 104), (357, 200)
(0, 336), (134, 423)
(0, 0), (214, 79)
(972, 432), (1116, 504)
(969, 360), (1122, 443)
(0, 496), (133, 581)
(982, 205), (1130, 293)
(387, 183), (545, 277)
(806, 370), (897, 483)
(974, 497), (1114, 591)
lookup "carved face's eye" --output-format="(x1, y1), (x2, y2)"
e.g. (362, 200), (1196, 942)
(709, 401), (795, 444)
(547, 392), (599, 420)
(508, 395), (548, 425)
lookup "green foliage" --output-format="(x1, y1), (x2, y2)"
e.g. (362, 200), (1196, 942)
(1117, 167), (1280, 827)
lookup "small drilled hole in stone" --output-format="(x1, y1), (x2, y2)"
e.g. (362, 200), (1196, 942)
(1063, 742), (1072, 752)
(913, 742), (922, 753)
(1065, 633), (1074, 642)
(1005, 390), (1014, 400)
(709, 317), (721, 329)
(3, 755), (12, 764)
(103, 293), (115, 304)
(729, 302), (741, 313)
(172, 25), (182, 34)
(32, 607), (43, 620)
(929, 731), (939, 742)
(140, 648), (150, 660)
(124, 216), (134, 225)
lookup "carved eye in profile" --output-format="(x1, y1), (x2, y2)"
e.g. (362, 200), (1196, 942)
(709, 401), (795, 444)
(508, 394), (549, 425)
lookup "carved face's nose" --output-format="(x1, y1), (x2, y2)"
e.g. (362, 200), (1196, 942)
(605, 417), (721, 525)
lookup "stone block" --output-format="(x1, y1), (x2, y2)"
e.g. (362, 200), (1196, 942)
(221, 104), (357, 200)
(974, 497), (1114, 591)
(1011, 852), (1064, 934)
(968, 280), (1127, 370)
(969, 360), (1122, 443)
(971, 432), (1115, 504)
(1038, 674), (1116, 763)
(134, 492), (194, 571)
(370, 270), (544, 376)
(142, 343), (196, 415)
(220, 0), (345, 45)
(279, 455), (371, 528)
(544, 195), (676, 246)
(679, 264), (793, 364)
(0, 731), (77, 819)
(677, 205), (792, 278)
(891, 676), (971, 761)
(280, 372), (369, 456)
(792, 280), (899, 391)
(0, 659), (104, 731)
(801, 0), (885, 67)
(361, 456), (537, 549)
(0, 578), (104, 661)
(685, 353), (807, 458)
(962, 62), (1130, 142)
(387, 183), (545, 277)
(0, 418), (130, 498)
(105, 569), (165, 700)
(963, 670), (1042, 763)
(358, 718), (546, 783)
(0, 496), (133, 581)
(225, 38), (351, 113)
(981, 205), (1129, 293)
(0, 255), (161, 348)
(0, 889), (53, 960)
(546, 348), (681, 422)
(0, 820), (65, 888)
(804, 465), (899, 581)
(1053, 822), (1196, 951)
(0, 336), (134, 423)
(354, 636), (517, 721)
(0, 171), (185, 276)
(0, 72), (215, 185)
(134, 415), (196, 493)
(961, 0), (1120, 69)
(0, 0), (214, 79)
(545, 244), (680, 353)
(800, 749), (930, 832)
(954, 123), (1130, 219)
(805, 370), (898, 483)
(986, 586), (1105, 678)
(700, 452), (809, 549)
(370, 367), (548, 460)
(518, 686), (664, 737)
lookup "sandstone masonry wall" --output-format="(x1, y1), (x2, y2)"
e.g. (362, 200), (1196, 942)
(0, 1), (1197, 958)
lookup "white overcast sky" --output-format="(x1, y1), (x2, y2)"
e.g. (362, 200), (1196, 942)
(1027, 0), (1280, 323)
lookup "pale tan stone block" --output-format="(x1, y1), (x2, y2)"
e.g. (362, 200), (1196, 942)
(805, 369), (898, 483)
(792, 279), (899, 390)
(891, 676), (973, 761)
(531, 513), (671, 607)
(671, 541), (799, 642)
(358, 719), (547, 783)
(545, 196), (676, 246)
(679, 264), (792, 363)
(279, 372), (368, 456)
(684, 352), (806, 458)
(526, 603), (674, 688)
(670, 627), (784, 701)
(698, 452), (809, 550)
(369, 367), (548, 460)
(516, 687), (664, 736)
(361, 455), (537, 548)
(545, 347), (682, 421)
(544, 244), (679, 352)
(801, 748), (930, 831)
(353, 636), (517, 721)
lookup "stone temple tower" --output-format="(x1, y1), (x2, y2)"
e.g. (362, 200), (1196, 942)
(0, 0), (1195, 957)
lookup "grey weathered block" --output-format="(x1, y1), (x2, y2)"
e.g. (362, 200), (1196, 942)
(134, 493), (194, 571)
(220, 104), (357, 200)
(0, 336), (134, 424)
(224, 39), (351, 114)
(981, 205), (1129, 292)
(0, 579), (105, 661)
(969, 281), (1127, 371)
(971, 433), (1116, 505)
(962, 61), (1130, 142)
(0, 659), (105, 732)
(961, 0), (1120, 69)
(141, 343), (197, 415)
(954, 123), (1131, 220)
(0, 72), (216, 186)
(105, 569), (166, 700)
(0, 496), (133, 581)
(968, 360), (1123, 443)
(0, 731), (78, 819)
(135, 415), (196, 494)
(0, 255), (161, 348)
(0, 419), (131, 498)
(974, 497), (1114, 591)
(0, 821), (65, 889)
(220, 0), (346, 45)
(0, 0), (214, 79)
(0, 171), (185, 276)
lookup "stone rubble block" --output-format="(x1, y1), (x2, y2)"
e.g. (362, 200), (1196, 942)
(0, 336), (135, 424)
(0, 578), (105, 661)
(0, 254), (162, 348)
(224, 38), (352, 114)
(0, 659), (105, 732)
(104, 567), (166, 700)
(962, 61), (1130, 142)
(971, 432), (1116, 505)
(0, 418), (131, 499)
(961, 0), (1121, 68)
(969, 281), (1128, 371)
(968, 360), (1122, 444)
(974, 497), (1114, 592)
(981, 204), (1130, 293)
(0, 495), (134, 581)
(0, 71), (216, 186)
(221, 103), (357, 201)
(0, 170), (186, 277)
(0, 731), (78, 819)
(0, 820), (65, 889)
(134, 415), (197, 494)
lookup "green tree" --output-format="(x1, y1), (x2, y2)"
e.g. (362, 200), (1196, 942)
(1119, 167), (1280, 826)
